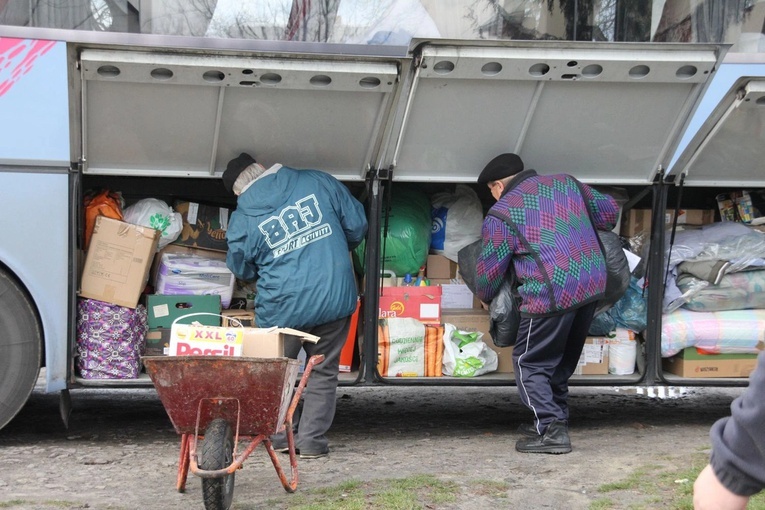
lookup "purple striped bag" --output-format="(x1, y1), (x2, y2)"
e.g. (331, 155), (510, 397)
(76, 299), (148, 379)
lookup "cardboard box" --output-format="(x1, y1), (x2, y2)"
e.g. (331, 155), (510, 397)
(79, 216), (161, 308)
(221, 309), (256, 327)
(439, 284), (475, 309)
(379, 286), (442, 323)
(173, 201), (230, 252)
(620, 208), (715, 237)
(574, 337), (610, 375)
(147, 295), (221, 329)
(663, 348), (759, 378)
(426, 254), (458, 279)
(241, 327), (319, 358)
(441, 309), (513, 373)
(145, 328), (171, 356)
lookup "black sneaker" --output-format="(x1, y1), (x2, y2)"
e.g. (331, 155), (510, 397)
(515, 420), (571, 454)
(299, 449), (329, 460)
(517, 422), (541, 438)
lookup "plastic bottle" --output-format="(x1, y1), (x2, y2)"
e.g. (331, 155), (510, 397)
(414, 266), (426, 286)
(403, 273), (413, 286)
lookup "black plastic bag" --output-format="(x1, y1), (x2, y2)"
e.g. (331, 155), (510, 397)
(595, 230), (631, 316)
(488, 279), (520, 347)
(458, 240), (520, 347)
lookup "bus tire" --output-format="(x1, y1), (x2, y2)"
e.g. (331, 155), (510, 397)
(200, 418), (236, 510)
(0, 268), (42, 431)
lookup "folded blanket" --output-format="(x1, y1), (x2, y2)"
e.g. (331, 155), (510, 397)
(661, 308), (765, 357)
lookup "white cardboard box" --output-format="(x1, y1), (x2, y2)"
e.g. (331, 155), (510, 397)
(440, 284), (475, 309)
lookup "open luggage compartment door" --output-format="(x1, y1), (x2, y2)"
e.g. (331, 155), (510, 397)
(78, 47), (402, 180)
(386, 40), (725, 185)
(668, 77), (765, 187)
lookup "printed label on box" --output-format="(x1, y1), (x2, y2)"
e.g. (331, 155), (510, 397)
(169, 324), (243, 356)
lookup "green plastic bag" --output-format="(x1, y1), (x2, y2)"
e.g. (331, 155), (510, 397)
(353, 186), (432, 277)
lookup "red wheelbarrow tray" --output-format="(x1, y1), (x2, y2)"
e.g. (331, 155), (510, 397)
(142, 354), (323, 494)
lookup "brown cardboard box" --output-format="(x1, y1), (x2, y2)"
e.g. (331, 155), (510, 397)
(426, 254), (458, 279)
(663, 348), (759, 378)
(621, 208), (715, 237)
(79, 216), (160, 308)
(441, 309), (513, 373)
(574, 337), (610, 375)
(221, 309), (256, 327)
(242, 327), (319, 358)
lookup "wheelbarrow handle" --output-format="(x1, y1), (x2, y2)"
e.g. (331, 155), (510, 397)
(285, 354), (324, 423)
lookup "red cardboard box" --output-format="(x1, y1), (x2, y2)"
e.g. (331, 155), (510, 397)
(378, 286), (442, 323)
(339, 298), (361, 373)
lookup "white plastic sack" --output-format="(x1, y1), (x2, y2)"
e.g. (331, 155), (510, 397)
(431, 185), (484, 262)
(123, 198), (182, 250)
(442, 323), (498, 377)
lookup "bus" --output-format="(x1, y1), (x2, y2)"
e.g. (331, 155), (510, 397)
(2, 0), (765, 432)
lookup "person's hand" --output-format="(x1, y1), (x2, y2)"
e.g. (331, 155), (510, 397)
(480, 300), (489, 310)
(693, 464), (749, 510)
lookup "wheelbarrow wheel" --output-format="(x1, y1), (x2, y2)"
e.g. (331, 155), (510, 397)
(201, 418), (236, 510)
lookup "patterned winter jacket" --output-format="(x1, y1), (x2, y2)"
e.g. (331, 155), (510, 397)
(475, 170), (618, 317)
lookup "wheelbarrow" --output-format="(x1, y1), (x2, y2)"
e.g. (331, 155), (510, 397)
(143, 354), (324, 510)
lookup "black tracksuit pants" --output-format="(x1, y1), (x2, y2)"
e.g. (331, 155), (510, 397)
(512, 301), (597, 436)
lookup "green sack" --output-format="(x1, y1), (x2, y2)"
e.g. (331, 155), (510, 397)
(354, 186), (432, 277)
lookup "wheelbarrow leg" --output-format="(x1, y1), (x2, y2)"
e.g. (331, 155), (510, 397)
(177, 433), (191, 493)
(261, 355), (326, 493)
(264, 429), (299, 493)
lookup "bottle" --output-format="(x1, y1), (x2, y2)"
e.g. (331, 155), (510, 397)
(414, 266), (426, 286)
(403, 273), (413, 286)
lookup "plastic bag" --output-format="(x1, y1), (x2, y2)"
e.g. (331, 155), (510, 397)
(354, 186), (431, 277)
(595, 230), (631, 316)
(123, 198), (182, 250)
(83, 190), (124, 251)
(430, 184), (484, 262)
(611, 278), (648, 333)
(442, 324), (498, 377)
(489, 279), (520, 347)
(458, 239), (520, 347)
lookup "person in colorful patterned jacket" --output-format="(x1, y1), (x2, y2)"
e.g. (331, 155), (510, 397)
(475, 153), (618, 454)
(693, 351), (765, 509)
(223, 152), (368, 459)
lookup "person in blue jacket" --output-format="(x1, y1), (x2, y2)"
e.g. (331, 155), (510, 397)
(223, 152), (368, 459)
(693, 351), (765, 509)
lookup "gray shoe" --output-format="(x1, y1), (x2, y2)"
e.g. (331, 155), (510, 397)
(517, 422), (541, 438)
(515, 420), (571, 454)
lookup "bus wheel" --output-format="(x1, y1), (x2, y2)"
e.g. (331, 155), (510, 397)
(0, 269), (42, 431)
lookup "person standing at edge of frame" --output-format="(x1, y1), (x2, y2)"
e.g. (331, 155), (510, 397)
(474, 153), (618, 454)
(693, 350), (765, 509)
(222, 152), (368, 460)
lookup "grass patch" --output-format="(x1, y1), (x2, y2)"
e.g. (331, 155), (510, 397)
(0, 502), (86, 509)
(252, 474), (460, 510)
(592, 453), (765, 510)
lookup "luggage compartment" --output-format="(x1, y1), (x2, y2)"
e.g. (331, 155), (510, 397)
(656, 77), (765, 387)
(71, 38), (739, 387)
